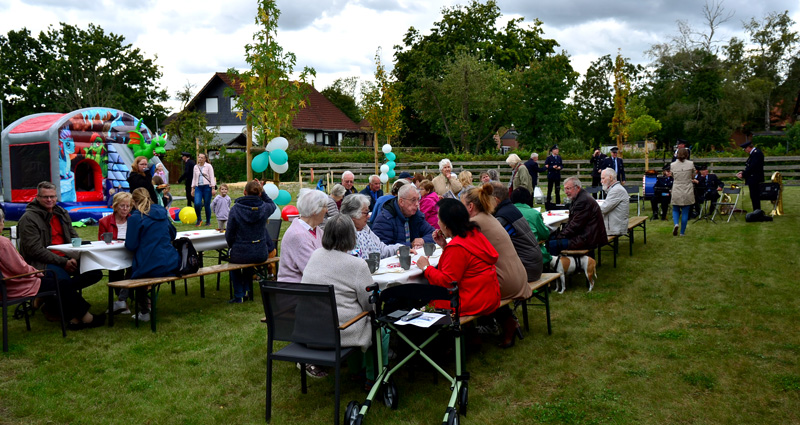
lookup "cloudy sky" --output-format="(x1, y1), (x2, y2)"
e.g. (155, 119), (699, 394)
(1, 0), (798, 114)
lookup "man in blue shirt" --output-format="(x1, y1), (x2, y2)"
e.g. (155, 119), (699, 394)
(359, 174), (384, 212)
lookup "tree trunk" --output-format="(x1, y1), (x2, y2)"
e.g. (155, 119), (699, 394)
(246, 121), (253, 181)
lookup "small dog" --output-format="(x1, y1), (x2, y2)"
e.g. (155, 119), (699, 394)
(549, 254), (597, 294)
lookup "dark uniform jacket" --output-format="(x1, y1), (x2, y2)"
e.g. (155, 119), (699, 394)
(600, 156), (626, 182)
(524, 159), (542, 187)
(544, 154), (563, 181)
(742, 148), (765, 186)
(178, 158), (196, 185)
(590, 153), (606, 178)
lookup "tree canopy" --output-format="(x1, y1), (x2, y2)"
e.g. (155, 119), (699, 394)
(0, 23), (168, 127)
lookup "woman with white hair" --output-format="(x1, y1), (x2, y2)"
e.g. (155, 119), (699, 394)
(340, 194), (404, 259)
(321, 183), (346, 230)
(276, 188), (328, 284)
(432, 158), (462, 198)
(506, 153), (533, 195)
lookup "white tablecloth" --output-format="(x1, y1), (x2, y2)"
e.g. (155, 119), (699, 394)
(543, 210), (570, 231)
(371, 246), (442, 289)
(48, 229), (228, 274)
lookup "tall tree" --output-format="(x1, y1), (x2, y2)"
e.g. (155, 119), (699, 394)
(610, 52), (632, 152)
(164, 83), (217, 162)
(411, 52), (507, 153)
(321, 77), (361, 123)
(226, 0), (315, 180)
(0, 23), (168, 126)
(392, 0), (559, 148)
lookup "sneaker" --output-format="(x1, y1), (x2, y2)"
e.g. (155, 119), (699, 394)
(195, 221), (202, 227)
(228, 297), (243, 304)
(672, 225), (679, 236)
(296, 363), (328, 378)
(111, 301), (130, 315)
(132, 312), (151, 322)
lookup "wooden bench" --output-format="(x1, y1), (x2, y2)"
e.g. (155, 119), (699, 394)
(107, 257), (280, 332)
(460, 273), (560, 335)
(596, 235), (619, 268)
(622, 216), (648, 256)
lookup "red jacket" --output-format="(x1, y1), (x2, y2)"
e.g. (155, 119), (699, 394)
(424, 229), (501, 316)
(98, 214), (129, 240)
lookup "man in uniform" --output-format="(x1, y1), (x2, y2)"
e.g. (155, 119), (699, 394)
(672, 139), (691, 162)
(589, 148), (606, 198)
(694, 164), (724, 217)
(736, 140), (764, 212)
(650, 165), (673, 220)
(600, 146), (626, 185)
(544, 145), (563, 204)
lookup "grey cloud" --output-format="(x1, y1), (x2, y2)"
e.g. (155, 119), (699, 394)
(22, 0), (154, 9)
(277, 0), (338, 30)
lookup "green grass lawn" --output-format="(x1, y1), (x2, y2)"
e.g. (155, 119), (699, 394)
(1, 186), (798, 424)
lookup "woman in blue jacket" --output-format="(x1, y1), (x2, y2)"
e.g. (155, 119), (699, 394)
(125, 188), (180, 321)
(225, 180), (277, 303)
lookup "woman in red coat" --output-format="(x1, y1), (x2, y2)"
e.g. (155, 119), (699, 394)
(416, 198), (500, 317)
(97, 192), (132, 315)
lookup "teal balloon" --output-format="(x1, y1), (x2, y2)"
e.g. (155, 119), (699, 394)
(387, 160), (396, 170)
(385, 152), (396, 161)
(252, 152), (270, 173)
(387, 170), (396, 178)
(270, 149), (288, 166)
(275, 190), (292, 205)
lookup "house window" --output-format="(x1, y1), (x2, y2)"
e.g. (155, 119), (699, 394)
(230, 96), (241, 113)
(206, 97), (219, 114)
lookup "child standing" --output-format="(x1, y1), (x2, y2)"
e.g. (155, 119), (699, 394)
(211, 184), (231, 231)
(154, 163), (167, 181)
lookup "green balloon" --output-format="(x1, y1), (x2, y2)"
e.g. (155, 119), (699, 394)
(387, 170), (396, 178)
(387, 160), (396, 169)
(252, 152), (270, 173)
(275, 190), (292, 205)
(385, 152), (396, 161)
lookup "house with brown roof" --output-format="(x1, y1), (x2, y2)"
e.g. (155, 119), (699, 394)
(176, 72), (369, 151)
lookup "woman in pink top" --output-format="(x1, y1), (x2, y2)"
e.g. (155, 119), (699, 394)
(276, 189), (329, 283)
(418, 179), (440, 229)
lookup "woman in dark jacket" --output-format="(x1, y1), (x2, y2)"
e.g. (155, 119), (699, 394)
(125, 188), (180, 321)
(127, 156), (158, 204)
(225, 180), (277, 303)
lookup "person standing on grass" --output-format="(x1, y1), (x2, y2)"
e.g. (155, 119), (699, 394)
(127, 156), (158, 204)
(191, 153), (216, 227)
(736, 140), (765, 212)
(670, 148), (695, 236)
(178, 152), (195, 207)
(544, 145), (563, 204)
(125, 188), (180, 322)
(211, 184), (231, 231)
(225, 180), (276, 304)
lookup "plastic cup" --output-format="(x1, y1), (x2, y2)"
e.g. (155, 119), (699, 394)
(71, 237), (82, 247)
(103, 232), (113, 244)
(423, 243), (435, 256)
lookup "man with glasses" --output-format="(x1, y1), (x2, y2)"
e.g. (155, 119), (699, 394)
(372, 184), (435, 248)
(18, 181), (104, 329)
(341, 171), (356, 196)
(547, 177), (607, 256)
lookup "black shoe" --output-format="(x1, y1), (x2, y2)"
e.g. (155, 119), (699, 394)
(85, 313), (106, 329)
(228, 298), (243, 304)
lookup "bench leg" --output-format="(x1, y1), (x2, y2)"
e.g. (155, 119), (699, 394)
(613, 238), (618, 268)
(150, 285), (158, 333)
(519, 299), (529, 332)
(108, 287), (115, 327)
(170, 281), (176, 295)
(629, 229), (634, 256)
(643, 221), (647, 244)
(544, 285), (551, 335)
(199, 253), (205, 298)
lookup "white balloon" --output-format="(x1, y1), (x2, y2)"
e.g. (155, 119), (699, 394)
(380, 164), (390, 173)
(263, 183), (279, 199)
(379, 173), (389, 183)
(266, 137), (289, 152)
(269, 206), (282, 220)
(270, 158), (290, 174)
(382, 144), (392, 154)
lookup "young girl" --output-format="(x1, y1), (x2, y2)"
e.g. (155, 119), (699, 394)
(154, 163), (167, 181)
(211, 183), (231, 231)
(418, 179), (440, 229)
(152, 175), (166, 207)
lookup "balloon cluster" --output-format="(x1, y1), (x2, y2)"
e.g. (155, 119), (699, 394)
(252, 137), (290, 174)
(378, 144), (396, 183)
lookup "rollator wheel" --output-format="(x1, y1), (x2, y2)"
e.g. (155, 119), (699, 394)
(383, 379), (399, 409)
(457, 381), (469, 416)
(344, 401), (360, 425)
(445, 407), (459, 425)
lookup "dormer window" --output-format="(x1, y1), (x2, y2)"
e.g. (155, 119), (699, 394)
(206, 97), (219, 114)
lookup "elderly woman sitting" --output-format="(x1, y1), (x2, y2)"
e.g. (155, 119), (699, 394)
(301, 213), (388, 386)
(339, 194), (404, 259)
(277, 188), (328, 284)
(432, 158), (462, 198)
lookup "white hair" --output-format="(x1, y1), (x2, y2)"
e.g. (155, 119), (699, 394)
(296, 188), (329, 217)
(369, 174), (380, 183)
(341, 171), (354, 180)
(340, 194), (371, 219)
(438, 158), (453, 172)
(564, 176), (582, 189)
(601, 168), (617, 181)
(398, 184), (418, 198)
(505, 153), (521, 165)
(330, 184), (346, 198)
(531, 152), (538, 160)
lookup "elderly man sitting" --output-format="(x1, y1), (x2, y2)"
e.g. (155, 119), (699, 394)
(372, 184), (435, 248)
(341, 170), (356, 196)
(359, 174), (384, 212)
(547, 177), (607, 256)
(599, 168), (629, 236)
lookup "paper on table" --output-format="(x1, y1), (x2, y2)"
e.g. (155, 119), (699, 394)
(392, 308), (445, 328)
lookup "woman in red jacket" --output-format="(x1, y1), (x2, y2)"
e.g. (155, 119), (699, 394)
(97, 192), (132, 315)
(416, 198), (500, 317)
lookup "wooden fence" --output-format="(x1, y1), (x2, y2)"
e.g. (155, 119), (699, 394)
(300, 156), (800, 187)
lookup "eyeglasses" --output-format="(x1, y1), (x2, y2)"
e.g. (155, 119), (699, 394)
(38, 195), (57, 200)
(564, 185), (576, 191)
(401, 197), (420, 204)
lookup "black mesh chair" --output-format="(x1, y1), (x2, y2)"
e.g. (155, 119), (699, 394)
(1, 269), (67, 352)
(624, 185), (642, 216)
(260, 281), (370, 425)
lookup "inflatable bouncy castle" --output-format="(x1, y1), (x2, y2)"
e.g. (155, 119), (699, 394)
(1, 107), (168, 221)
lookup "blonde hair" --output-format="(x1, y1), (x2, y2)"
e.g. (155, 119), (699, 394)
(131, 156), (149, 175)
(458, 170), (473, 188)
(112, 192), (132, 212)
(132, 187), (152, 215)
(461, 183), (496, 214)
